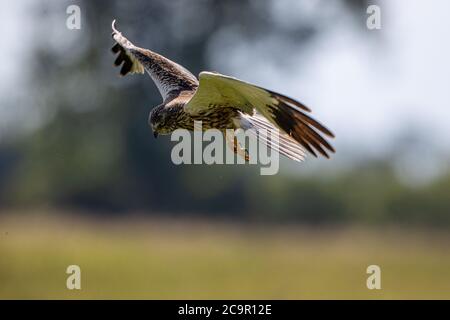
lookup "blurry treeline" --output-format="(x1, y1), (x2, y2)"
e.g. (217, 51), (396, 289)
(0, 0), (449, 227)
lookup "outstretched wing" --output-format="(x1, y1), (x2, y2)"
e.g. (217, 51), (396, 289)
(184, 72), (335, 158)
(111, 20), (198, 102)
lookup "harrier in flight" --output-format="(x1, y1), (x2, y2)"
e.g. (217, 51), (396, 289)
(111, 20), (334, 162)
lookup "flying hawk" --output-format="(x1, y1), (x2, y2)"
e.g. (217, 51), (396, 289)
(111, 20), (335, 161)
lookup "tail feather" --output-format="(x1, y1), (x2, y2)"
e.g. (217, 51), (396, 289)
(242, 114), (306, 162)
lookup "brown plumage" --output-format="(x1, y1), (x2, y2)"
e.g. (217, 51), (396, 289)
(111, 20), (335, 161)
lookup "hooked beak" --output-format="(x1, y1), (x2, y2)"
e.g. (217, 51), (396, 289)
(153, 131), (159, 139)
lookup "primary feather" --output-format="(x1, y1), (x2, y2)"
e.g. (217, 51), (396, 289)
(185, 72), (335, 158)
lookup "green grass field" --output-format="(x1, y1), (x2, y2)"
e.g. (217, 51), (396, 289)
(1, 212), (449, 299)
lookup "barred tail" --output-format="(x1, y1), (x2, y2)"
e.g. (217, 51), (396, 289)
(241, 114), (306, 162)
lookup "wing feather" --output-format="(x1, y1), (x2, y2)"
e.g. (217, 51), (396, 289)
(244, 114), (306, 162)
(185, 72), (334, 158)
(111, 20), (198, 101)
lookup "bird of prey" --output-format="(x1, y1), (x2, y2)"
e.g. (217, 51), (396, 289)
(111, 20), (335, 162)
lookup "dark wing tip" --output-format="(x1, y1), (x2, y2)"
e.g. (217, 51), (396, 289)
(297, 136), (318, 157)
(120, 59), (133, 76)
(111, 43), (121, 54)
(269, 92), (336, 139)
(267, 102), (335, 159)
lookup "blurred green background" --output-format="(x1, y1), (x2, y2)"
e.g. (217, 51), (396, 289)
(0, 0), (449, 299)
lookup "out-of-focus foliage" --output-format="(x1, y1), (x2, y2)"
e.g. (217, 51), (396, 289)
(0, 0), (449, 227)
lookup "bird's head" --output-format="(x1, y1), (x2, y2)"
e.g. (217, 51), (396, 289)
(148, 104), (177, 138)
